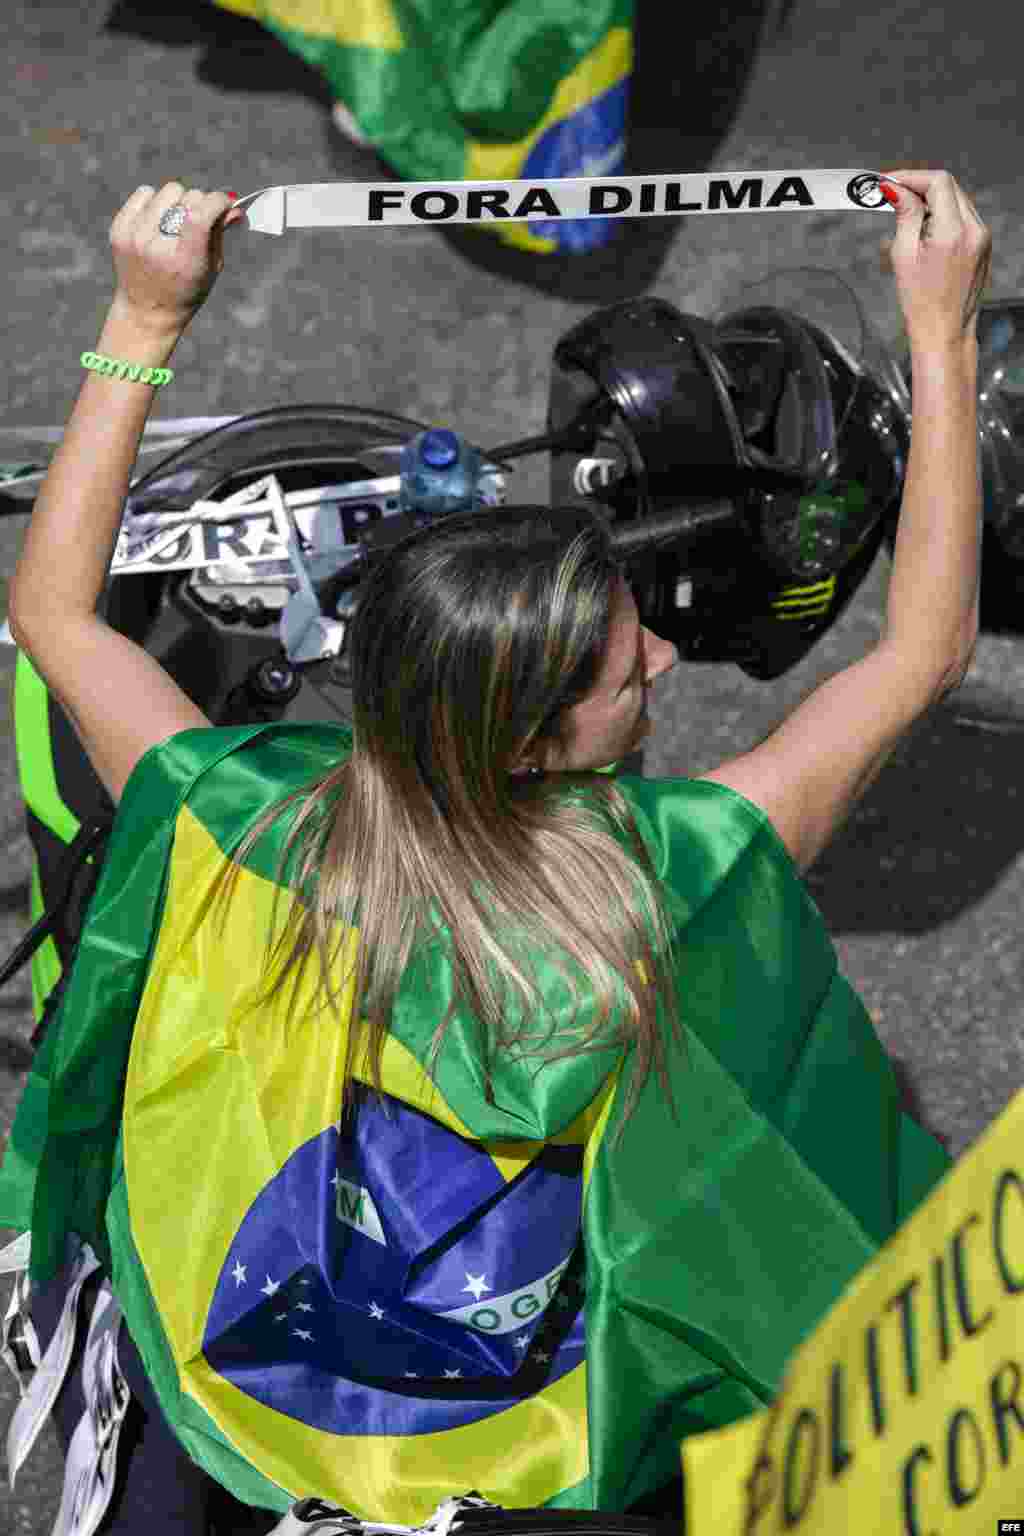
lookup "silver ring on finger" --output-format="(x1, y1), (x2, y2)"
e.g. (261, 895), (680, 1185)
(158, 202), (190, 239)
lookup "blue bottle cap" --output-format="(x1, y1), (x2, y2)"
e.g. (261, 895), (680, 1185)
(420, 429), (459, 469)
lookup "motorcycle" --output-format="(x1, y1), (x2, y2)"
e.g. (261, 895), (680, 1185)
(4, 266), (1024, 1042)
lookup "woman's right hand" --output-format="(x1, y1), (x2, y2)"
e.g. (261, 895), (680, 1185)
(879, 168), (993, 351)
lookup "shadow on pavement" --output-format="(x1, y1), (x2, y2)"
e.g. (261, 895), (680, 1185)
(0, 1034), (34, 1070)
(105, 0), (788, 304)
(0, 881), (29, 919)
(805, 700), (1024, 936)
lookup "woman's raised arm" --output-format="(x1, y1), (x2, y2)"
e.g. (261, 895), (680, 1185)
(700, 169), (991, 874)
(8, 183), (244, 803)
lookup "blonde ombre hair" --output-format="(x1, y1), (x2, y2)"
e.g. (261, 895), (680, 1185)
(215, 505), (685, 1127)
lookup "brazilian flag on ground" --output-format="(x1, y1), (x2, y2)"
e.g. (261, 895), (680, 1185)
(0, 723), (951, 1521)
(212, 0), (633, 253)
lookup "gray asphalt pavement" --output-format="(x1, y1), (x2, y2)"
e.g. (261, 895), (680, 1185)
(2, 0), (1024, 1528)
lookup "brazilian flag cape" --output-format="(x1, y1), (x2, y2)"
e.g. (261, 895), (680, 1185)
(212, 0), (632, 253)
(0, 722), (951, 1523)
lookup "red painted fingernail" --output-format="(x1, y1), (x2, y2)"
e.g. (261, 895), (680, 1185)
(227, 191), (239, 202)
(879, 181), (900, 207)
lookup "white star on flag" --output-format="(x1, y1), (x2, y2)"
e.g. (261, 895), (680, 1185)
(274, 1313), (289, 1323)
(531, 1350), (550, 1363)
(404, 1372), (419, 1378)
(461, 1272), (491, 1302)
(260, 1276), (280, 1298)
(369, 1301), (384, 1320)
(232, 1260), (247, 1287)
(296, 1301), (314, 1312)
(444, 1369), (462, 1378)
(293, 1328), (314, 1342)
(514, 1335), (530, 1350)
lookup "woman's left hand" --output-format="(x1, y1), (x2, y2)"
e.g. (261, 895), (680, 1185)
(108, 180), (247, 335)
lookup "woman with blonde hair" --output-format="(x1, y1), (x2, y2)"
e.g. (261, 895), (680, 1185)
(0, 166), (990, 1532)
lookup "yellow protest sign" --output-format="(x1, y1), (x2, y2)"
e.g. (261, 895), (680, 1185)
(681, 1087), (1024, 1533)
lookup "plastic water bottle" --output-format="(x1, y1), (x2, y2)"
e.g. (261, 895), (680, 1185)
(399, 428), (483, 522)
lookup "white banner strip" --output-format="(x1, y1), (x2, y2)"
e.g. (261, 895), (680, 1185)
(234, 169), (896, 235)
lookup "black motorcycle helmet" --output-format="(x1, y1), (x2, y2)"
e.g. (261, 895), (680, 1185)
(547, 267), (912, 681)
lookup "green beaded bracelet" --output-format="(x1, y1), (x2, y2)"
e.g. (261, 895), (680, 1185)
(80, 351), (174, 388)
